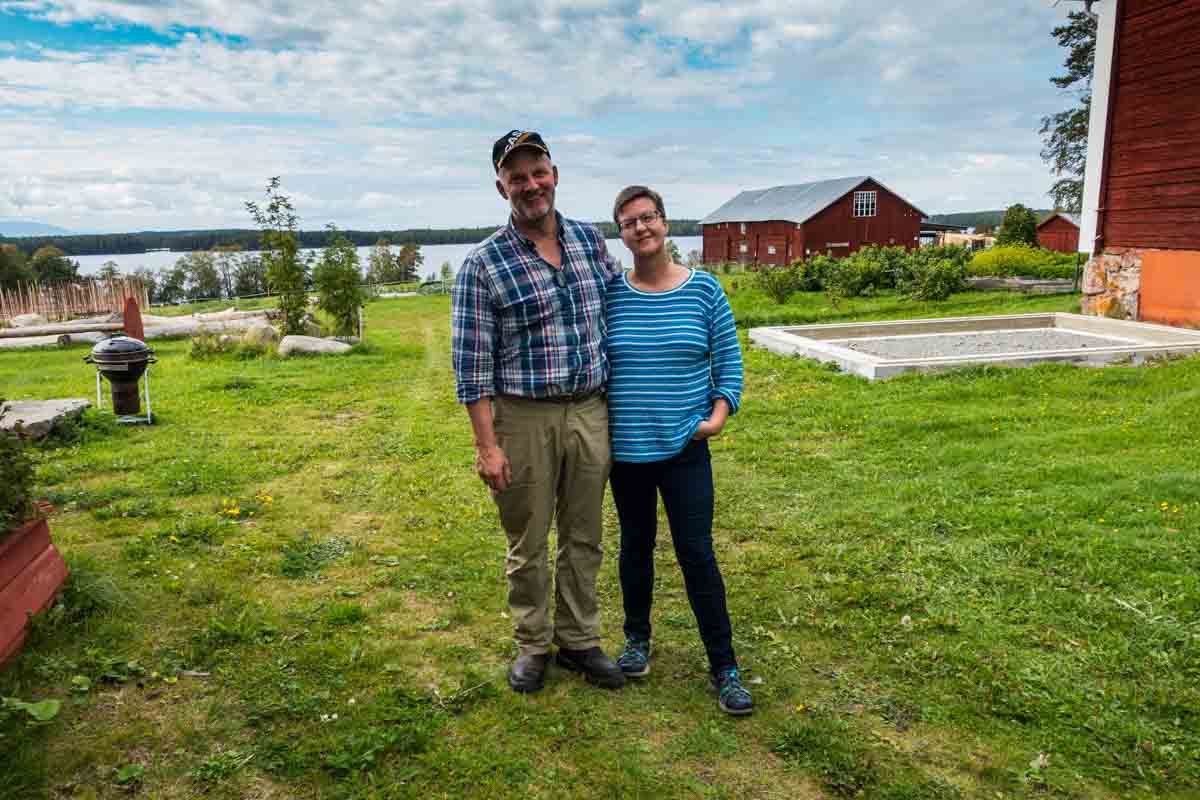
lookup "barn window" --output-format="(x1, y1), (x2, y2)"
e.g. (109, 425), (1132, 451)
(739, 243), (748, 254)
(739, 223), (747, 234)
(767, 245), (777, 255)
(853, 191), (877, 218)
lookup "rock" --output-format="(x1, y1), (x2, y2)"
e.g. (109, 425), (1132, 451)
(278, 335), (352, 357)
(218, 334), (236, 347)
(0, 399), (90, 440)
(10, 313), (48, 328)
(242, 323), (280, 348)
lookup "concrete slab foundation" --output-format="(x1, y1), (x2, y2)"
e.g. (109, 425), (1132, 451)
(749, 313), (1200, 380)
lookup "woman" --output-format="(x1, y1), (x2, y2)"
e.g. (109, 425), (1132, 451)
(605, 185), (752, 715)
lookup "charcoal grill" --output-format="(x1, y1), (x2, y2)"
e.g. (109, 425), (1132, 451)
(84, 335), (156, 423)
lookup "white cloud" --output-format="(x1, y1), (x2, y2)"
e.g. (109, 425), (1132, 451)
(0, 0), (1079, 231)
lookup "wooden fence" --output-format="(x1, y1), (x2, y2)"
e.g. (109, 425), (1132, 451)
(0, 279), (150, 324)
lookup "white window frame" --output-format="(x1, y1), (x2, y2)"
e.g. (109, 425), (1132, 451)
(739, 243), (748, 254)
(739, 222), (747, 234)
(767, 245), (777, 255)
(853, 190), (877, 218)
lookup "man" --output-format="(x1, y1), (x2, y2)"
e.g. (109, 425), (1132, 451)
(452, 130), (625, 693)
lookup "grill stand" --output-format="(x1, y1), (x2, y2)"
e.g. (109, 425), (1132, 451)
(94, 366), (154, 425)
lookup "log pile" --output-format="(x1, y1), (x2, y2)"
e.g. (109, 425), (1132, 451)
(0, 279), (150, 324)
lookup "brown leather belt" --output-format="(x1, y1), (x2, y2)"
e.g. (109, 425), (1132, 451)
(525, 389), (603, 403)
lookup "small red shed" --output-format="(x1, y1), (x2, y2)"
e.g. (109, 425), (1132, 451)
(700, 177), (925, 266)
(1037, 212), (1081, 252)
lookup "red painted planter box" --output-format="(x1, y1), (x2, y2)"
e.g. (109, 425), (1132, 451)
(0, 518), (69, 665)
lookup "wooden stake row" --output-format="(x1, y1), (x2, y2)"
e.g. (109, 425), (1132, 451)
(0, 279), (149, 324)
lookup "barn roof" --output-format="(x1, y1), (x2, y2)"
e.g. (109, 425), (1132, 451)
(700, 176), (922, 225)
(1038, 211), (1081, 228)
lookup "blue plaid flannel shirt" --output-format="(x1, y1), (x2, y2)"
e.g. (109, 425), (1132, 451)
(452, 213), (622, 404)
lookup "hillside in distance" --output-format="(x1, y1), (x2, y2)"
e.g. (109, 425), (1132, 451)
(927, 209), (1055, 230)
(0, 219), (73, 237)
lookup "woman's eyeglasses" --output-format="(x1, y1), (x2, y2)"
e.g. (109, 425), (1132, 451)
(617, 211), (663, 231)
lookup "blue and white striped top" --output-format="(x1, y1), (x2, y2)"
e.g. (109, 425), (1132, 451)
(606, 269), (743, 463)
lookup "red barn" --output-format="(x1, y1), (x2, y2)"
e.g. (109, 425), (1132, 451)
(700, 177), (925, 266)
(1037, 212), (1081, 252)
(1081, 0), (1200, 326)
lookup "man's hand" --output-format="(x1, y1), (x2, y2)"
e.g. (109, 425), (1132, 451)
(476, 443), (512, 492)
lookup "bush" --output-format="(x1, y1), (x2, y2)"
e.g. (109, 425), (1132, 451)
(0, 428), (34, 532)
(968, 245), (1080, 279)
(823, 248), (894, 299)
(757, 264), (801, 304)
(899, 257), (966, 301)
(797, 254), (836, 292)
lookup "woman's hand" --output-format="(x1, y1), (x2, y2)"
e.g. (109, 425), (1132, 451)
(692, 399), (731, 440)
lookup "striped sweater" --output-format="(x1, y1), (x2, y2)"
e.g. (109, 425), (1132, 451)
(605, 269), (743, 463)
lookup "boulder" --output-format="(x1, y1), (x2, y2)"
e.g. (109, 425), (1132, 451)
(0, 399), (90, 440)
(242, 323), (280, 348)
(10, 313), (47, 328)
(278, 335), (352, 357)
(56, 331), (107, 347)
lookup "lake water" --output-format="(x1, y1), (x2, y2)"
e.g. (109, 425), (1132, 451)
(71, 236), (704, 279)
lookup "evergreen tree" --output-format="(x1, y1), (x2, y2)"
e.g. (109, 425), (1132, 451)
(1040, 10), (1096, 213)
(98, 260), (120, 281)
(996, 204), (1040, 247)
(246, 177), (309, 335)
(313, 225), (368, 337)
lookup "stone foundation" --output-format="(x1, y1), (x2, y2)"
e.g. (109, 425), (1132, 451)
(1082, 247), (1142, 320)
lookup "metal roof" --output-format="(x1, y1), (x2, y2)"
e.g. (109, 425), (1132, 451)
(701, 176), (924, 225)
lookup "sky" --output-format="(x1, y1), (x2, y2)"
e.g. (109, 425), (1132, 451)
(0, 0), (1086, 234)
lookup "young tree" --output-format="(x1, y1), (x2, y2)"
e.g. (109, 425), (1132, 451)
(246, 177), (309, 334)
(439, 261), (452, 282)
(1040, 10), (1096, 213)
(396, 243), (423, 283)
(98, 260), (120, 281)
(996, 204), (1040, 247)
(313, 225), (368, 337)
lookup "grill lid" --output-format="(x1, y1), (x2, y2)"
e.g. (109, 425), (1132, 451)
(85, 335), (156, 370)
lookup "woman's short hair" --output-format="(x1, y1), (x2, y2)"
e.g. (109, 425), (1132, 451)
(613, 185), (666, 225)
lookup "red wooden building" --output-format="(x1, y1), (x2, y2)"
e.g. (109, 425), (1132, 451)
(700, 177), (925, 266)
(1036, 212), (1081, 252)
(1080, 0), (1200, 326)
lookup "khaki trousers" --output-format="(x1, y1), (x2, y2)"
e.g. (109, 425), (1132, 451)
(492, 394), (610, 655)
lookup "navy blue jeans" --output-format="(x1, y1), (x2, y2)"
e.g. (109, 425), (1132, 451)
(609, 439), (737, 674)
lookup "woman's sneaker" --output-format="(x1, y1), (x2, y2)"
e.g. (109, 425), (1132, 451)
(616, 639), (651, 678)
(712, 667), (754, 716)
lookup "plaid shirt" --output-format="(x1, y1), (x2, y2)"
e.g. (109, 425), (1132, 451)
(452, 213), (622, 404)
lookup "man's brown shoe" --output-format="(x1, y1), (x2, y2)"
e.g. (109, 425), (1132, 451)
(555, 646), (626, 689)
(508, 653), (549, 693)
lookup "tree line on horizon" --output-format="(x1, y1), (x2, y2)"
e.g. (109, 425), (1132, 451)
(0, 219), (705, 258)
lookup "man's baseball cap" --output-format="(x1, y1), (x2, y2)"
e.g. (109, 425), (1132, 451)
(493, 130), (551, 172)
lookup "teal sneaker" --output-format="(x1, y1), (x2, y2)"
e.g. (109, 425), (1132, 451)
(616, 639), (651, 678)
(712, 667), (754, 716)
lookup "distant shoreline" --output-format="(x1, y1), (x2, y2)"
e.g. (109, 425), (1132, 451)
(0, 221), (704, 257)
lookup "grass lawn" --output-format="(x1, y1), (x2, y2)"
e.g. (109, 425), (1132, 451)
(1, 288), (1197, 799)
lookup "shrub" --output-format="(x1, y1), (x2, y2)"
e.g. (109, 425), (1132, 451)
(757, 264), (801, 304)
(798, 254), (836, 292)
(0, 428), (34, 532)
(314, 227), (368, 337)
(968, 245), (1080, 279)
(824, 249), (893, 299)
(900, 257), (966, 301)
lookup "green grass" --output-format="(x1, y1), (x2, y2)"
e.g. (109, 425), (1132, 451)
(1, 291), (1198, 799)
